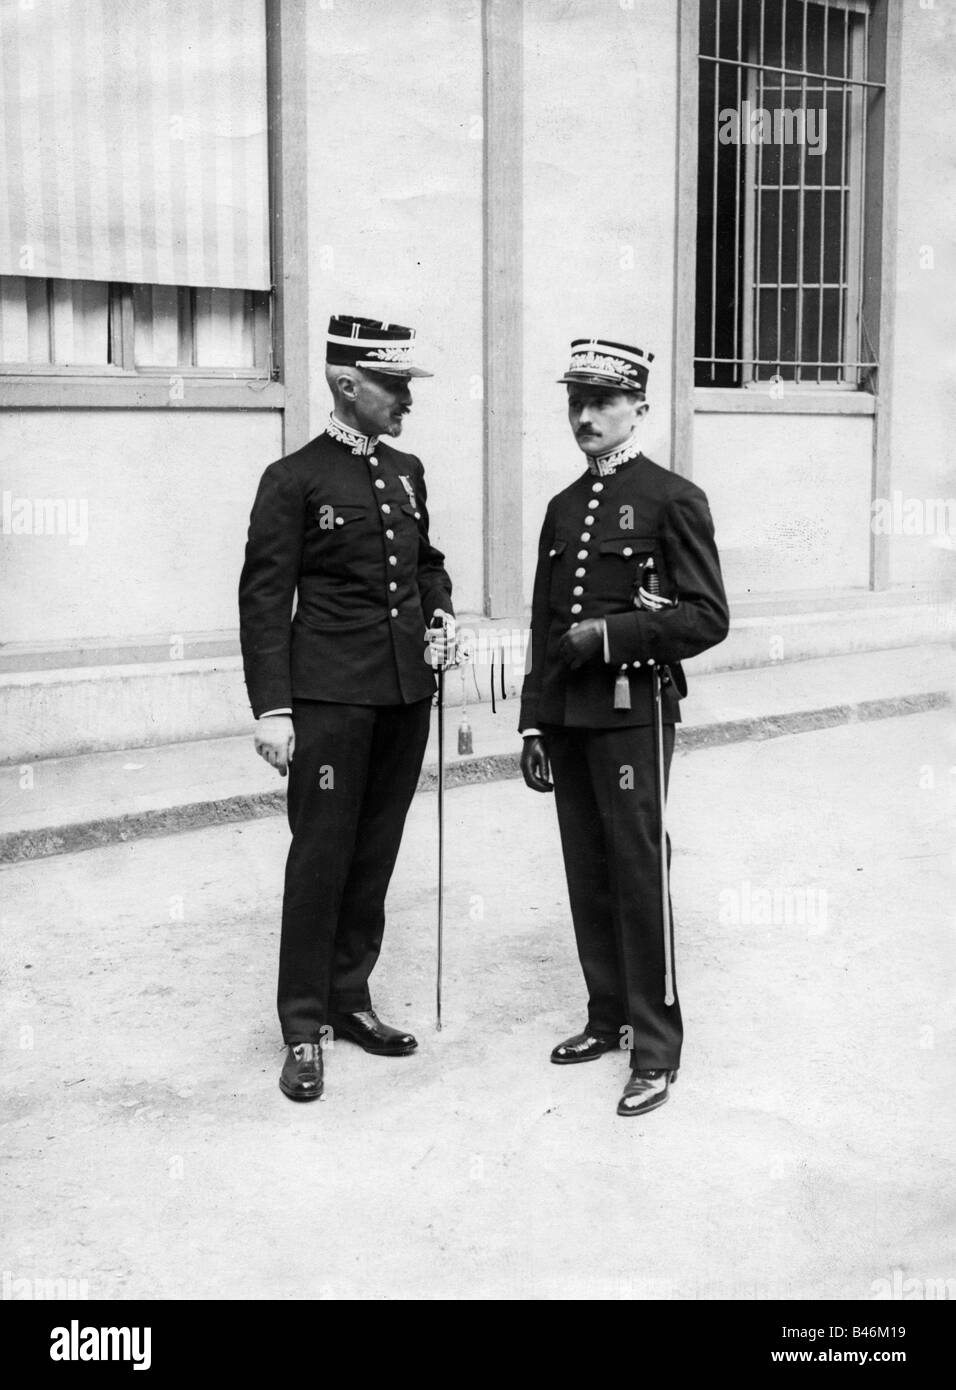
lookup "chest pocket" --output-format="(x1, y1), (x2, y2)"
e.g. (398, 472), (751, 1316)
(596, 535), (658, 604)
(597, 536), (656, 561)
(311, 502), (368, 534)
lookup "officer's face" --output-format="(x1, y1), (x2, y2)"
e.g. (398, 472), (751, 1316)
(351, 370), (414, 437)
(567, 387), (647, 456)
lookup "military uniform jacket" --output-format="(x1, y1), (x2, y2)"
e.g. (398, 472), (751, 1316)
(519, 452), (729, 731)
(239, 431), (453, 717)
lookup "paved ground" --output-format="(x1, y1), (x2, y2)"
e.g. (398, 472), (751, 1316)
(1, 710), (953, 1301)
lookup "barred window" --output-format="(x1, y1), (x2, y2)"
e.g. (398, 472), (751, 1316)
(695, 0), (887, 388)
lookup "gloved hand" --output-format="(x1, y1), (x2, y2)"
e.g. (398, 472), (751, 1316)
(520, 735), (553, 793)
(557, 618), (604, 670)
(424, 609), (457, 670)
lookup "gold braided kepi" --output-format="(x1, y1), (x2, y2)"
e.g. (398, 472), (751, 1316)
(326, 315), (433, 378)
(557, 337), (654, 394)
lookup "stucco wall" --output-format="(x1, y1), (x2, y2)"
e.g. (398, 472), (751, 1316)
(886, 1), (956, 592)
(693, 413), (874, 596)
(521, 0), (680, 599)
(0, 409), (282, 644)
(305, 0), (485, 614)
(3, 0), (953, 659)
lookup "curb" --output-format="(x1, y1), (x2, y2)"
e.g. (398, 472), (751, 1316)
(0, 690), (948, 866)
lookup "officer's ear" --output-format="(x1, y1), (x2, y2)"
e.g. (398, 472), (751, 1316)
(325, 363), (361, 401)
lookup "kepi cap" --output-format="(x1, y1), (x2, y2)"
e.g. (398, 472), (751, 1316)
(326, 315), (433, 378)
(558, 337), (653, 395)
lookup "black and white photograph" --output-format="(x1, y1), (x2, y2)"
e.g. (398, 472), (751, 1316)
(0, 0), (953, 1334)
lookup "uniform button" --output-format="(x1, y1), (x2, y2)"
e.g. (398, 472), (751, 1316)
(584, 516), (595, 527)
(577, 549), (588, 560)
(369, 455), (378, 466)
(375, 478), (385, 490)
(549, 548), (557, 558)
(381, 504), (391, 514)
(623, 546), (633, 556)
(385, 529), (394, 540)
(588, 499), (599, 509)
(634, 660), (642, 669)
(390, 608), (398, 618)
(575, 567), (586, 578)
(592, 481), (604, 493)
(388, 555), (398, 566)
(647, 658), (656, 666)
(414, 511), (421, 520)
(335, 517), (344, 527)
(579, 534), (589, 544)
(389, 581), (397, 592)
(570, 621), (580, 629)
(572, 586), (583, 596)
(570, 603), (582, 614)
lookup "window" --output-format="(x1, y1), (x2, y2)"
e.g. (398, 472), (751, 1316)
(0, 279), (271, 373)
(0, 0), (272, 383)
(695, 0), (887, 388)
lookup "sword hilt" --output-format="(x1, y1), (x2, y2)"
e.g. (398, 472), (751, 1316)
(643, 560), (672, 689)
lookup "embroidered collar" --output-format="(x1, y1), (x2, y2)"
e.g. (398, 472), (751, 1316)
(587, 433), (643, 477)
(325, 413), (379, 456)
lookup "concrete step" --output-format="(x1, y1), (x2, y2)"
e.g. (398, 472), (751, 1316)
(0, 644), (950, 864)
(0, 591), (952, 763)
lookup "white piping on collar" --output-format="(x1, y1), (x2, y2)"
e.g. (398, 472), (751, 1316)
(587, 431), (643, 477)
(325, 413), (379, 456)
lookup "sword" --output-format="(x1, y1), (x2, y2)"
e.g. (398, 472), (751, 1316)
(651, 661), (676, 1007)
(644, 560), (676, 1007)
(428, 615), (462, 1030)
(436, 663), (446, 1031)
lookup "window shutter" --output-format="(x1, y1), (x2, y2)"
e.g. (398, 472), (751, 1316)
(0, 0), (270, 291)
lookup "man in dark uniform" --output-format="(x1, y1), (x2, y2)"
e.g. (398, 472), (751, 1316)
(519, 336), (729, 1117)
(239, 315), (455, 1102)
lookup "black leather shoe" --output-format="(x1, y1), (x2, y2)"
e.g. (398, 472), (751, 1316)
(551, 1029), (620, 1065)
(329, 1009), (417, 1056)
(279, 1043), (324, 1101)
(617, 1067), (678, 1117)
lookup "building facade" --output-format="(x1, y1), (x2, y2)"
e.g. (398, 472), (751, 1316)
(0, 0), (952, 761)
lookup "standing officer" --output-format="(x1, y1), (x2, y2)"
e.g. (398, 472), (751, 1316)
(519, 336), (729, 1117)
(239, 315), (455, 1102)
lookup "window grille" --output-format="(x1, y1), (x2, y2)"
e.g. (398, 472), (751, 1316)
(695, 0), (886, 387)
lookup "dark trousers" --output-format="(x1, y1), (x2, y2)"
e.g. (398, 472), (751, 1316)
(544, 722), (682, 1071)
(278, 697), (432, 1042)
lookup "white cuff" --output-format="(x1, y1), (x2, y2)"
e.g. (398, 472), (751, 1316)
(522, 728), (543, 738)
(259, 708), (292, 718)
